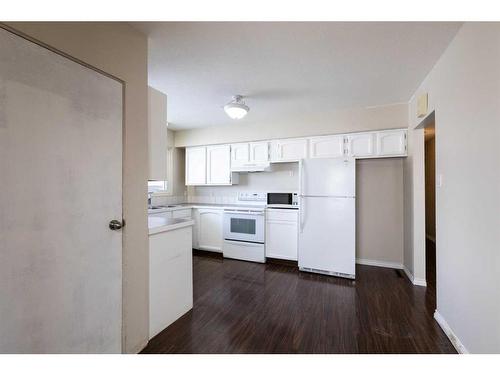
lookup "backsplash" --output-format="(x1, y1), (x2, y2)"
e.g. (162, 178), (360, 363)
(187, 162), (299, 203)
(150, 161), (299, 206)
(151, 194), (186, 206)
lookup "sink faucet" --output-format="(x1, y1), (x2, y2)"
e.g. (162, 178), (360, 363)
(148, 192), (153, 209)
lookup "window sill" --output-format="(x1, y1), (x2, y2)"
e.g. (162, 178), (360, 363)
(151, 191), (173, 197)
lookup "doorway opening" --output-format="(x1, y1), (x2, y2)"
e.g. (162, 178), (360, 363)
(424, 121), (436, 295)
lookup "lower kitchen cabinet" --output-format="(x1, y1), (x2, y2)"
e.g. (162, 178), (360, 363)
(265, 209), (299, 261)
(193, 208), (223, 252)
(149, 225), (193, 339)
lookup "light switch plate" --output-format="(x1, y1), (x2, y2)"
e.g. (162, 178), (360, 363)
(437, 173), (443, 188)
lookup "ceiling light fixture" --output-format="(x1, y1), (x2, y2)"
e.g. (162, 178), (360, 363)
(224, 95), (249, 120)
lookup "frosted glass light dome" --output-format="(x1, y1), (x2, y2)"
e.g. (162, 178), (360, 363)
(224, 95), (249, 119)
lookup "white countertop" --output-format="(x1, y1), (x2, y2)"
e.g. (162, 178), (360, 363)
(148, 216), (194, 235)
(148, 203), (267, 214)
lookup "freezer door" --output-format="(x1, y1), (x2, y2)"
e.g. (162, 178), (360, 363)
(298, 196), (355, 277)
(300, 157), (355, 197)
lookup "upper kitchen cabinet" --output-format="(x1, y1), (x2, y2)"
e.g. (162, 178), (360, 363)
(206, 144), (233, 185)
(376, 129), (407, 157)
(230, 141), (269, 170)
(230, 143), (250, 168)
(270, 138), (308, 162)
(148, 87), (168, 180)
(346, 132), (376, 158)
(185, 146), (207, 185)
(309, 135), (345, 158)
(249, 141), (270, 163)
(186, 145), (239, 186)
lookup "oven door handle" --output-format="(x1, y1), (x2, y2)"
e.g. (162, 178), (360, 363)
(224, 210), (264, 215)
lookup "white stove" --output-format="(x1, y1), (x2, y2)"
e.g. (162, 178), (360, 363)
(222, 192), (266, 263)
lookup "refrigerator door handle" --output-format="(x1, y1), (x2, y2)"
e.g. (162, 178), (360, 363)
(299, 160), (305, 196)
(299, 160), (305, 233)
(300, 196), (305, 233)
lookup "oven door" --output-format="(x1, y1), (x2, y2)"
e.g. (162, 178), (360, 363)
(223, 211), (265, 243)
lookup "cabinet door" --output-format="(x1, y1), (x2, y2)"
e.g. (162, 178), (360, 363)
(309, 135), (345, 158)
(192, 209), (199, 249)
(249, 141), (269, 163)
(266, 220), (298, 260)
(376, 130), (407, 156)
(148, 87), (168, 180)
(207, 144), (231, 185)
(230, 143), (249, 167)
(197, 209), (223, 252)
(273, 138), (308, 162)
(346, 133), (376, 158)
(185, 147), (206, 185)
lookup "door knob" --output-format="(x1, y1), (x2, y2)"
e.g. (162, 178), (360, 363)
(109, 219), (125, 230)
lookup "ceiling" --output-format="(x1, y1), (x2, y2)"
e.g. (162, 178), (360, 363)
(134, 22), (462, 130)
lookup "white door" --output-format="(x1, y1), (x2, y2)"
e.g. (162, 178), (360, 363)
(249, 141), (269, 163)
(207, 144), (231, 184)
(198, 209), (223, 251)
(185, 146), (206, 185)
(309, 135), (345, 158)
(231, 143), (250, 167)
(0, 29), (123, 353)
(298, 197), (355, 277)
(376, 130), (407, 156)
(346, 132), (376, 158)
(300, 158), (356, 197)
(272, 138), (308, 162)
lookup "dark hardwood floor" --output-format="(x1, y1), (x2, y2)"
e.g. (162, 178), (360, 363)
(141, 251), (455, 354)
(426, 238), (437, 298)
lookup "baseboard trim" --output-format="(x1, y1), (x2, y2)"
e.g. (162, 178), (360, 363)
(403, 265), (427, 287)
(356, 258), (403, 269)
(434, 310), (469, 354)
(413, 277), (427, 287)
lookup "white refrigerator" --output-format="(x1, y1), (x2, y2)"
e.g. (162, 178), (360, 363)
(298, 157), (356, 279)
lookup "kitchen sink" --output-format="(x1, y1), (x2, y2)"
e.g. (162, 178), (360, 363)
(149, 205), (179, 210)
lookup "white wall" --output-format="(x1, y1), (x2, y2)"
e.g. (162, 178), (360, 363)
(356, 159), (404, 267)
(175, 103), (408, 147)
(403, 126), (426, 284)
(188, 162), (300, 203)
(408, 23), (500, 353)
(6, 22), (150, 354)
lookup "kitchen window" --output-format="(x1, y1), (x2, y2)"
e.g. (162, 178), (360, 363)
(148, 148), (174, 196)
